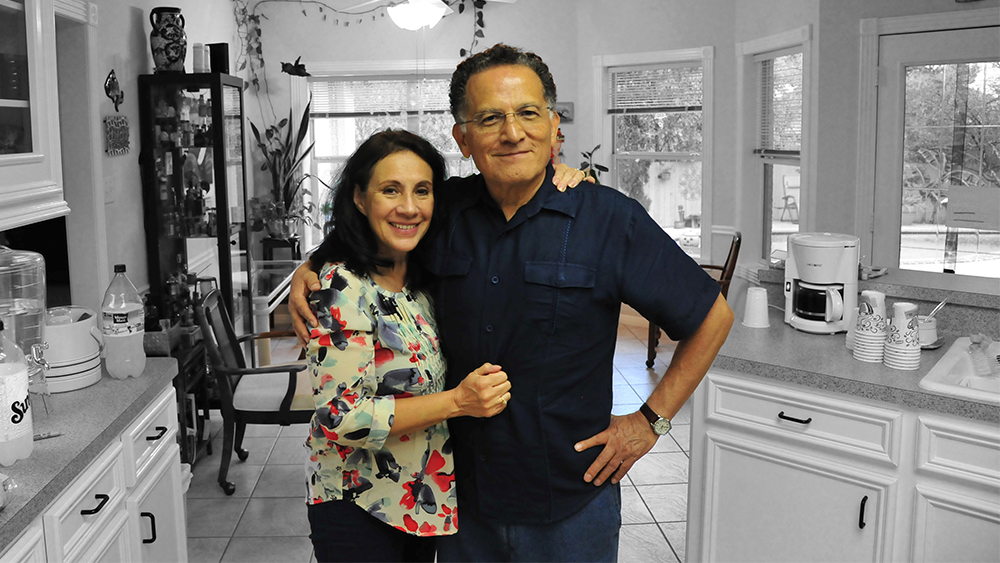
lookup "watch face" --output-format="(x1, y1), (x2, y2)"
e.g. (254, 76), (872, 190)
(652, 418), (672, 435)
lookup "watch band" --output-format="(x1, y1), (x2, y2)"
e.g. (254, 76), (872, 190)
(639, 402), (661, 425)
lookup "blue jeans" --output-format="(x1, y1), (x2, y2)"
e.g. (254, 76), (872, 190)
(437, 483), (621, 563)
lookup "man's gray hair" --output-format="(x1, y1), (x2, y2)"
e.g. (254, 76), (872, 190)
(449, 43), (557, 123)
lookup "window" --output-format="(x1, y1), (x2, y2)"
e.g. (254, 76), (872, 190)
(736, 26), (811, 268)
(299, 70), (474, 249)
(756, 49), (803, 258)
(872, 27), (999, 282)
(602, 50), (712, 260)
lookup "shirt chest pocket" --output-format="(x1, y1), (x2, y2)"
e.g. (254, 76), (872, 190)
(522, 262), (597, 335)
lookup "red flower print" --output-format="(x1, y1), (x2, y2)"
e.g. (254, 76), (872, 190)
(426, 450), (445, 474)
(399, 435), (410, 442)
(320, 374), (334, 386)
(373, 343), (394, 367)
(408, 342), (421, 353)
(318, 334), (332, 347)
(400, 482), (417, 510)
(342, 390), (359, 405)
(403, 514), (419, 532)
(409, 354), (418, 363)
(419, 522), (436, 535)
(350, 333), (366, 346)
(319, 425), (339, 441)
(331, 307), (346, 330)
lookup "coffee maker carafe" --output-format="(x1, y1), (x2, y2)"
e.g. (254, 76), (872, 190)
(784, 233), (859, 334)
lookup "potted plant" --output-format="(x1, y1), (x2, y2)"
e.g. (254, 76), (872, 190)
(249, 98), (332, 238)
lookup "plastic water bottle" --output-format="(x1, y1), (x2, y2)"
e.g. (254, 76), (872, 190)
(102, 264), (146, 379)
(0, 318), (32, 466)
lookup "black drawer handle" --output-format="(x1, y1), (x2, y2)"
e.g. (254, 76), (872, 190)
(141, 512), (157, 544)
(80, 494), (110, 516)
(859, 495), (868, 529)
(777, 411), (813, 425)
(146, 426), (168, 441)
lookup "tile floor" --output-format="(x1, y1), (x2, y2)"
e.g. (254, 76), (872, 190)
(185, 306), (691, 562)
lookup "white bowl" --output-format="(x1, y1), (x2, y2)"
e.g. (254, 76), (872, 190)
(44, 306), (103, 366)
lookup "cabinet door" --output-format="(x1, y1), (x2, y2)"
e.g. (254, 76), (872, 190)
(700, 431), (895, 562)
(69, 511), (135, 563)
(0, 0), (67, 230)
(126, 443), (188, 563)
(910, 484), (1000, 563)
(0, 520), (45, 563)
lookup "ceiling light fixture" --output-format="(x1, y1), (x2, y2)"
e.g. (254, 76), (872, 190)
(387, 0), (453, 31)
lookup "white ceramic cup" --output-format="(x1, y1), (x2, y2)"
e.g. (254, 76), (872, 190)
(742, 287), (770, 328)
(917, 315), (938, 346)
(845, 307), (859, 350)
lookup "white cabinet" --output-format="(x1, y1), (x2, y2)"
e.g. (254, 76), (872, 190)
(0, 0), (68, 231)
(42, 442), (128, 562)
(689, 370), (1000, 563)
(908, 415), (1000, 563)
(0, 521), (45, 563)
(126, 443), (186, 563)
(704, 431), (893, 562)
(690, 371), (897, 562)
(1, 385), (187, 563)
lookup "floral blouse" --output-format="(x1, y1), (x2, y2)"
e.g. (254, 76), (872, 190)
(304, 262), (457, 537)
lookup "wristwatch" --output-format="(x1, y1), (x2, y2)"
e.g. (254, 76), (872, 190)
(639, 403), (672, 435)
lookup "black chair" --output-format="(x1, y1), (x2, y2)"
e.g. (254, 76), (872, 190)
(646, 231), (742, 368)
(195, 289), (314, 495)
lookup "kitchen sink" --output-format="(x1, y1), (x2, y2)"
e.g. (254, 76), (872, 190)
(918, 337), (1000, 405)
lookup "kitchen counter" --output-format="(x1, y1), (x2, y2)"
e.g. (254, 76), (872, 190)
(713, 307), (999, 424)
(0, 358), (178, 550)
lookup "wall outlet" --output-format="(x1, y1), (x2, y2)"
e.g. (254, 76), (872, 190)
(88, 3), (98, 27)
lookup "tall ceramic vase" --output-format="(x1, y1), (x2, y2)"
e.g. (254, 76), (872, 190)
(150, 7), (187, 73)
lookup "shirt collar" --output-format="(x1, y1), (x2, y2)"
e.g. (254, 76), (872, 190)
(474, 164), (579, 221)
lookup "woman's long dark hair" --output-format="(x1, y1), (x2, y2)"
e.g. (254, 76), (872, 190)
(309, 129), (447, 291)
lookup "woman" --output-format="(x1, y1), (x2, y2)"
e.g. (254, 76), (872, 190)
(304, 130), (511, 563)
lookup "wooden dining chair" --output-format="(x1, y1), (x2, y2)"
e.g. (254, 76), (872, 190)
(646, 231), (742, 368)
(195, 289), (314, 495)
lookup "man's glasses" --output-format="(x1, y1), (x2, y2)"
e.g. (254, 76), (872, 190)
(458, 105), (553, 133)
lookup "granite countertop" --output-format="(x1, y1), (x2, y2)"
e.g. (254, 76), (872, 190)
(0, 358), (177, 551)
(713, 307), (999, 424)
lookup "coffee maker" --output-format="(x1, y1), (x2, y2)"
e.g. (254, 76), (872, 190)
(784, 233), (859, 334)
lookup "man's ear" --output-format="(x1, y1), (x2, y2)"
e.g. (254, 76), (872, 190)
(453, 123), (472, 159)
(549, 111), (561, 148)
(353, 186), (367, 217)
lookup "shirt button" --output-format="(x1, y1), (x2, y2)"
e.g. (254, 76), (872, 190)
(479, 455), (487, 461)
(485, 325), (494, 333)
(491, 276), (499, 284)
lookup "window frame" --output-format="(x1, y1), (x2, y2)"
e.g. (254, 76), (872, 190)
(592, 47), (716, 263)
(735, 25), (813, 269)
(857, 9), (1000, 294)
(288, 59), (465, 250)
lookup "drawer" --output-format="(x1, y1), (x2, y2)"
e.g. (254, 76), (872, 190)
(43, 441), (127, 562)
(68, 510), (135, 563)
(706, 371), (903, 464)
(121, 385), (178, 487)
(917, 414), (1000, 488)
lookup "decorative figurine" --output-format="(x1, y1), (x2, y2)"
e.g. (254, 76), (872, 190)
(104, 69), (124, 112)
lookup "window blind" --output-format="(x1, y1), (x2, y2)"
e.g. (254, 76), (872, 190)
(309, 77), (451, 116)
(757, 52), (802, 151)
(608, 64), (702, 113)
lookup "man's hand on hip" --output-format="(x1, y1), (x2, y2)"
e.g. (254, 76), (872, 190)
(290, 261), (321, 346)
(574, 411), (657, 486)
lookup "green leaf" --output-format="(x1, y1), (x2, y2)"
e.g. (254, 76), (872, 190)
(278, 118), (288, 128)
(475, 29), (484, 38)
(596, 164), (609, 172)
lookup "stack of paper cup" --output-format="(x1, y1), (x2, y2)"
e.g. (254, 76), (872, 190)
(853, 293), (887, 363)
(884, 302), (920, 370)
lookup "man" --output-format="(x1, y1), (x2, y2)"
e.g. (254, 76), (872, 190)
(290, 44), (733, 562)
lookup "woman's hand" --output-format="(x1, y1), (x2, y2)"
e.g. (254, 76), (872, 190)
(552, 163), (596, 192)
(290, 261), (321, 346)
(452, 363), (511, 418)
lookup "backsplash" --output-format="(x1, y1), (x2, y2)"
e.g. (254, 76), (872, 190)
(756, 267), (999, 338)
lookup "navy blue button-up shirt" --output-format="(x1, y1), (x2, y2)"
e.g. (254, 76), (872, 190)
(426, 165), (719, 523)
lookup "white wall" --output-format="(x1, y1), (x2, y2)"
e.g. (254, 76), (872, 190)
(88, 0), (238, 294)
